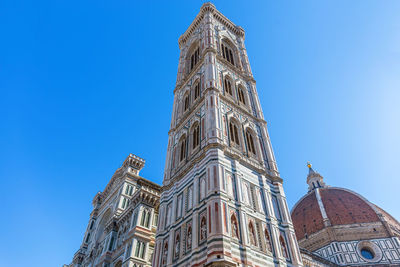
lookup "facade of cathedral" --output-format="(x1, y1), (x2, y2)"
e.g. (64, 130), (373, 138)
(67, 3), (400, 267)
(70, 154), (161, 267)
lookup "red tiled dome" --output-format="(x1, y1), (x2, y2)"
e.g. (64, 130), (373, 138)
(291, 191), (324, 240)
(291, 187), (381, 241)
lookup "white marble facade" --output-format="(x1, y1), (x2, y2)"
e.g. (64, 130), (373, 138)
(69, 154), (160, 267)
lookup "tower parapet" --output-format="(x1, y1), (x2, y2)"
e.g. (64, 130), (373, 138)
(122, 153), (145, 175)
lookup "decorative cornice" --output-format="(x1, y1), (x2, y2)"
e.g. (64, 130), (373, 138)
(178, 3), (245, 48)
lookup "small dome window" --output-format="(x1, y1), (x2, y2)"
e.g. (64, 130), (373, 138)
(361, 247), (374, 260)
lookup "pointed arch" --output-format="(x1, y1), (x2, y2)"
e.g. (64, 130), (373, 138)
(223, 75), (234, 96)
(190, 121), (200, 150)
(162, 241), (168, 265)
(237, 84), (247, 105)
(192, 78), (201, 101)
(186, 225), (192, 251)
(185, 39), (200, 74)
(228, 118), (241, 147)
(245, 127), (257, 156)
(179, 134), (187, 162)
(220, 37), (237, 66)
(95, 208), (112, 242)
(200, 215), (207, 241)
(264, 227), (272, 252)
(183, 91), (190, 113)
(230, 213), (239, 239)
(279, 234), (289, 259)
(248, 221), (257, 246)
(174, 232), (181, 259)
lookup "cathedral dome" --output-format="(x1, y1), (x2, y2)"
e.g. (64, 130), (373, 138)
(291, 164), (400, 253)
(292, 187), (382, 240)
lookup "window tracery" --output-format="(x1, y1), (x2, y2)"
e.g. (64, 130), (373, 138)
(238, 86), (246, 105)
(229, 119), (240, 146)
(179, 135), (187, 162)
(245, 129), (256, 155)
(221, 42), (235, 66)
(224, 77), (233, 96)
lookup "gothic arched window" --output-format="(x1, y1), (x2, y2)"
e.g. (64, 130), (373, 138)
(221, 42), (235, 66)
(245, 129), (256, 155)
(193, 81), (200, 101)
(183, 94), (189, 112)
(248, 222), (257, 246)
(224, 77), (233, 96)
(229, 119), (240, 146)
(179, 135), (187, 162)
(231, 214), (239, 239)
(140, 209), (148, 226)
(190, 47), (199, 72)
(238, 86), (246, 105)
(265, 228), (272, 252)
(192, 123), (200, 150)
(280, 235), (289, 259)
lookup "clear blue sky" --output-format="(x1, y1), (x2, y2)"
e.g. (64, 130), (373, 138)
(1, 1), (399, 266)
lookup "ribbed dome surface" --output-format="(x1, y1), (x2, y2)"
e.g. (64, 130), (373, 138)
(291, 187), (381, 240)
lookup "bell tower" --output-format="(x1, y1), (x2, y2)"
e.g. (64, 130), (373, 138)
(154, 3), (303, 267)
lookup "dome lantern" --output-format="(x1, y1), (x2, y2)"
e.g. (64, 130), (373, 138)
(306, 162), (327, 192)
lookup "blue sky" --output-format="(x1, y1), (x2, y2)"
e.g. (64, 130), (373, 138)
(1, 1), (399, 266)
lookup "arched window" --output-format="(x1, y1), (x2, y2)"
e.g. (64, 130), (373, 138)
(145, 210), (151, 227)
(183, 94), (189, 112)
(193, 81), (200, 100)
(192, 123), (200, 149)
(238, 86), (246, 105)
(140, 209), (147, 226)
(265, 228), (272, 252)
(186, 226), (192, 251)
(221, 42), (235, 66)
(85, 233), (91, 243)
(200, 216), (207, 241)
(179, 135), (187, 162)
(245, 129), (256, 155)
(224, 77), (233, 96)
(249, 222), (257, 246)
(231, 214), (239, 239)
(229, 120), (240, 146)
(280, 235), (289, 259)
(89, 220), (94, 230)
(190, 47), (199, 72)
